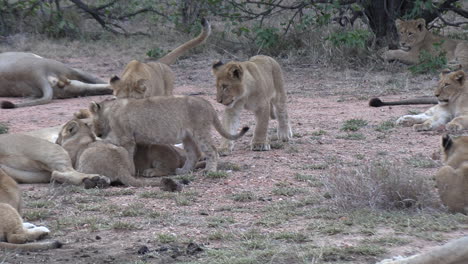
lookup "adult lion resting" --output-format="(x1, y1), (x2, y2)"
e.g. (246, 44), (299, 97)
(435, 134), (468, 214)
(110, 18), (211, 99)
(376, 236), (468, 264)
(0, 134), (110, 189)
(0, 168), (62, 250)
(56, 119), (182, 191)
(395, 69), (468, 131)
(211, 55), (292, 154)
(89, 96), (249, 173)
(0, 52), (112, 108)
(382, 18), (468, 69)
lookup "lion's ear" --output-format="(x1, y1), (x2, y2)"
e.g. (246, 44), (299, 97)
(442, 134), (453, 153)
(212, 60), (224, 75)
(395, 18), (403, 28)
(227, 64), (243, 80)
(110, 75), (120, 84)
(89, 101), (100, 114)
(416, 18), (425, 31)
(135, 79), (147, 94)
(452, 70), (466, 85)
(66, 121), (79, 135)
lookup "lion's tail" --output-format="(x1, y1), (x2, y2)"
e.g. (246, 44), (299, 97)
(369, 97), (438, 107)
(212, 114), (249, 140)
(157, 18), (211, 66)
(0, 241), (62, 251)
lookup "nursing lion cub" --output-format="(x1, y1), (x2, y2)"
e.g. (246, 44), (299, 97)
(396, 69), (468, 131)
(56, 119), (182, 191)
(383, 18), (468, 69)
(0, 168), (61, 250)
(212, 55), (292, 154)
(435, 134), (468, 214)
(89, 96), (249, 173)
(110, 18), (211, 99)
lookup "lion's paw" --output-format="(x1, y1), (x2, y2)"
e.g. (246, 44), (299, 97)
(446, 122), (464, 132)
(251, 142), (271, 151)
(218, 147), (232, 157)
(142, 168), (159, 178)
(413, 123), (431, 132)
(277, 129), (292, 142)
(396, 116), (416, 127)
(83, 175), (111, 189)
(175, 168), (190, 175)
(23, 222), (37, 229)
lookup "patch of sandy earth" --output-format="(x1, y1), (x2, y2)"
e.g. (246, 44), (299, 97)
(0, 57), (467, 263)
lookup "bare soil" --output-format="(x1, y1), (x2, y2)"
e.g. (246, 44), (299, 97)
(1, 53), (467, 264)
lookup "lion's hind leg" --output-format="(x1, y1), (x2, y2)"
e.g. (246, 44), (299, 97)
(272, 98), (292, 142)
(175, 133), (199, 175)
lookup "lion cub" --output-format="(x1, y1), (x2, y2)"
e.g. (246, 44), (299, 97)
(396, 69), (468, 131)
(383, 18), (468, 69)
(89, 96), (249, 173)
(56, 119), (182, 191)
(212, 55), (292, 153)
(111, 18), (211, 99)
(435, 134), (468, 214)
(0, 168), (61, 250)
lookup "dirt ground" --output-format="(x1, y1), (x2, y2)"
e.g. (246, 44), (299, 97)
(0, 51), (467, 264)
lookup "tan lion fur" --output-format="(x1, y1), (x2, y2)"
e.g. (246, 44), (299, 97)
(396, 69), (468, 131)
(0, 134), (110, 189)
(435, 134), (468, 214)
(211, 55), (292, 154)
(377, 236), (468, 264)
(89, 96), (248, 173)
(110, 19), (211, 99)
(0, 52), (112, 108)
(56, 119), (182, 191)
(383, 18), (468, 69)
(0, 168), (61, 250)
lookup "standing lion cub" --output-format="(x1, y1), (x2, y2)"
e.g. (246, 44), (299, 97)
(89, 96), (249, 173)
(212, 55), (292, 154)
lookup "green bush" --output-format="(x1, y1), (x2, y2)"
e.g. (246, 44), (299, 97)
(326, 29), (371, 49)
(0, 123), (8, 134)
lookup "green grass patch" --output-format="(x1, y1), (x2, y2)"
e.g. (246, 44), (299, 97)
(341, 119), (368, 131)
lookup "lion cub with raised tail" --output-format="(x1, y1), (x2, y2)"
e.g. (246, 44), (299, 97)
(212, 55), (292, 154)
(89, 96), (249, 174)
(56, 119), (182, 191)
(0, 168), (62, 250)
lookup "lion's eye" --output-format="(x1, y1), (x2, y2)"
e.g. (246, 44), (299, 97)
(221, 84), (228, 90)
(408, 32), (413, 36)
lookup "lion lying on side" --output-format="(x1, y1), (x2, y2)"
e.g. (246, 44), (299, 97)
(0, 168), (61, 250)
(396, 69), (468, 131)
(211, 55), (292, 154)
(382, 18), (468, 69)
(110, 18), (211, 99)
(89, 96), (249, 173)
(376, 236), (468, 264)
(56, 119), (182, 191)
(0, 52), (112, 108)
(435, 134), (468, 214)
(0, 134), (110, 189)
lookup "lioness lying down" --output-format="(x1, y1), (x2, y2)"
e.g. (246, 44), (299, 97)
(0, 168), (61, 250)
(382, 18), (468, 69)
(435, 135), (468, 214)
(212, 55), (292, 154)
(111, 18), (211, 99)
(0, 52), (112, 108)
(56, 119), (182, 191)
(90, 96), (249, 173)
(0, 134), (110, 189)
(377, 236), (468, 264)
(396, 69), (468, 131)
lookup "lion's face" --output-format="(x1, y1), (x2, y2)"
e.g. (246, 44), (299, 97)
(89, 101), (111, 138)
(110, 76), (146, 99)
(212, 61), (245, 107)
(56, 119), (95, 146)
(395, 18), (427, 51)
(434, 70), (466, 105)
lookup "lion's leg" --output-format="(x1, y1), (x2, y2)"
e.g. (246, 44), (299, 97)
(0, 166), (51, 183)
(62, 80), (112, 96)
(196, 136), (218, 173)
(383, 49), (420, 64)
(251, 105), (271, 151)
(219, 106), (241, 156)
(175, 133), (199, 175)
(446, 115), (468, 132)
(7, 226), (50, 244)
(2, 78), (53, 108)
(450, 43), (468, 69)
(272, 98), (292, 142)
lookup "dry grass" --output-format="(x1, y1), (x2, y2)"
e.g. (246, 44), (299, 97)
(322, 160), (442, 210)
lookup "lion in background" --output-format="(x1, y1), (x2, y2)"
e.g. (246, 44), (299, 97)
(435, 134), (468, 214)
(0, 168), (62, 250)
(0, 52), (112, 108)
(110, 18), (211, 99)
(382, 18), (468, 69)
(212, 55), (292, 154)
(395, 69), (468, 131)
